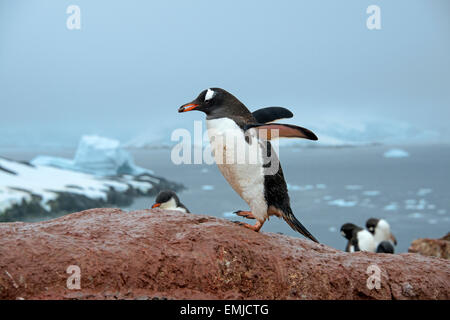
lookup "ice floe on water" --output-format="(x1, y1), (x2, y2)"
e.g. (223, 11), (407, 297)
(404, 199), (428, 210)
(383, 202), (398, 211)
(362, 190), (380, 197)
(328, 226), (337, 232)
(408, 212), (424, 219)
(383, 149), (409, 158)
(417, 188), (432, 196)
(201, 185), (214, 191)
(287, 184), (316, 191)
(437, 209), (447, 215)
(345, 185), (363, 190)
(327, 199), (357, 207)
(428, 219), (438, 224)
(201, 168), (209, 173)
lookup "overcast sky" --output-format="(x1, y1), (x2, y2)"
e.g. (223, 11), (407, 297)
(0, 0), (449, 147)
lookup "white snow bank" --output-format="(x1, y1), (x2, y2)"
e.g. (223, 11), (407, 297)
(383, 149), (409, 158)
(0, 157), (152, 213)
(32, 135), (153, 176)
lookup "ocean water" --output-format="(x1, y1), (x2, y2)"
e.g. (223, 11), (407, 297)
(2, 145), (449, 253)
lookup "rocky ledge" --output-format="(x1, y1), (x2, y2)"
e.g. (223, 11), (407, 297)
(408, 233), (450, 259)
(0, 209), (448, 300)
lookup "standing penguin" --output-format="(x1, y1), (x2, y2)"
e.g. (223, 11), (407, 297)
(151, 190), (190, 213)
(179, 88), (319, 242)
(340, 223), (377, 252)
(366, 218), (397, 253)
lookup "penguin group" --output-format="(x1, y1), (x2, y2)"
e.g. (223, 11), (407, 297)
(340, 218), (397, 254)
(151, 87), (320, 243)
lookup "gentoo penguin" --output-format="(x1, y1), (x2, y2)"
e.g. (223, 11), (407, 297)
(366, 218), (397, 246)
(178, 88), (319, 242)
(376, 241), (395, 254)
(151, 190), (190, 213)
(340, 223), (377, 252)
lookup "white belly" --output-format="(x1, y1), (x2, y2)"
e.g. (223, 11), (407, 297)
(206, 118), (268, 222)
(357, 230), (377, 252)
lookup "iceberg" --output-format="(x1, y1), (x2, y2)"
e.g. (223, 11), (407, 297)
(32, 135), (153, 176)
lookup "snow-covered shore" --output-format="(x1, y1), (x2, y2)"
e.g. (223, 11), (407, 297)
(0, 136), (183, 222)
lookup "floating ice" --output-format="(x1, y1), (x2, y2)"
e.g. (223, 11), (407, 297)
(287, 184), (314, 191)
(201, 168), (209, 173)
(427, 219), (438, 224)
(328, 226), (337, 232)
(363, 190), (380, 197)
(316, 184), (327, 189)
(383, 149), (409, 158)
(437, 209), (447, 215)
(408, 212), (424, 219)
(383, 203), (398, 211)
(201, 185), (214, 191)
(404, 199), (427, 210)
(328, 199), (357, 207)
(345, 185), (363, 190)
(417, 188), (432, 196)
(32, 135), (153, 177)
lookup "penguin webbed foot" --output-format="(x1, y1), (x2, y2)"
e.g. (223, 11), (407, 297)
(232, 220), (263, 232)
(233, 210), (256, 219)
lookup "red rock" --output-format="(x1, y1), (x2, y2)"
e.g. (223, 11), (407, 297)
(0, 208), (448, 300)
(408, 233), (450, 259)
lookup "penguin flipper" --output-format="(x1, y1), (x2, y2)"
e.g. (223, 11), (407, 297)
(252, 107), (293, 123)
(245, 123), (318, 141)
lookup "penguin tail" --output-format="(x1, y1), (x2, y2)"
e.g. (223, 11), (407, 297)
(282, 207), (319, 243)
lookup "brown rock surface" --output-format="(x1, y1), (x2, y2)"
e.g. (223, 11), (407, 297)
(0, 208), (449, 300)
(408, 233), (450, 259)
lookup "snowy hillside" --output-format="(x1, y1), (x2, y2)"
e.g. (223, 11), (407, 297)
(0, 136), (183, 221)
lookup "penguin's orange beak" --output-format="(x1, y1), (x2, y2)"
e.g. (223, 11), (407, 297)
(151, 203), (161, 208)
(178, 103), (199, 113)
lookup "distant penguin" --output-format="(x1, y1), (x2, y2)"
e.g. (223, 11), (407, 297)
(376, 240), (395, 254)
(366, 218), (397, 251)
(151, 190), (190, 213)
(179, 88), (319, 242)
(340, 223), (377, 252)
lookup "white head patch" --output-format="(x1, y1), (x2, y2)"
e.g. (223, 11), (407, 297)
(205, 89), (215, 101)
